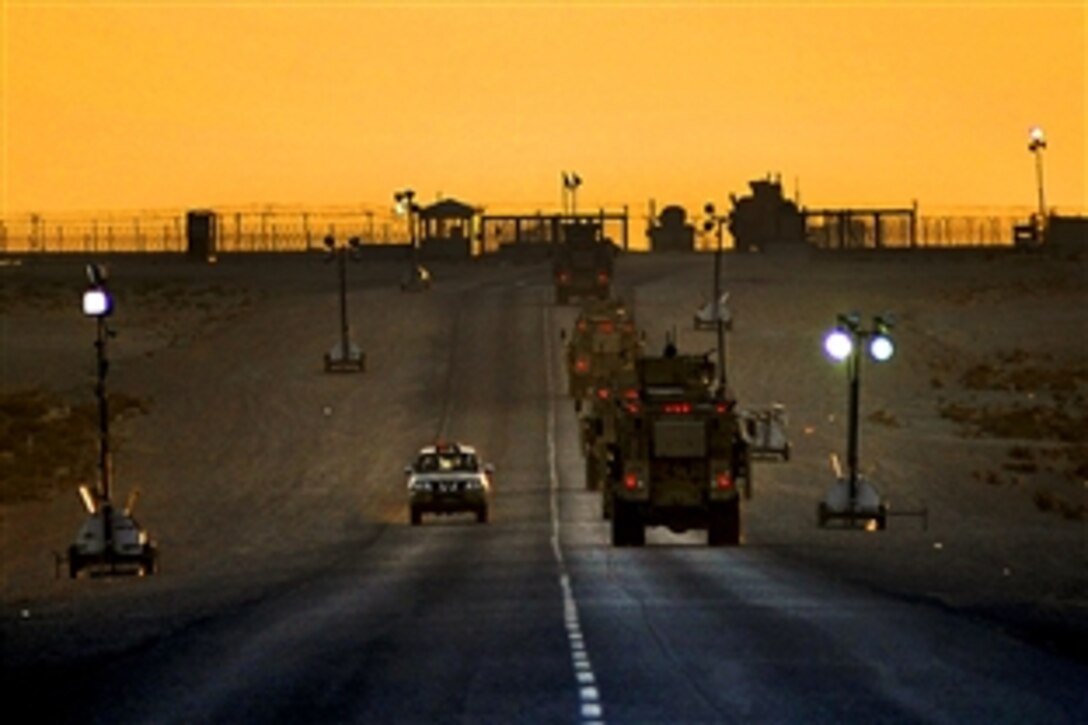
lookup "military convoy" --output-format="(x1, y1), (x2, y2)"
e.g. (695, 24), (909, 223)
(553, 220), (615, 304)
(560, 275), (787, 546)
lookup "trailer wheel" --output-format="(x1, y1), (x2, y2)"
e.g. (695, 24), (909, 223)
(67, 546), (81, 579)
(708, 499), (741, 546)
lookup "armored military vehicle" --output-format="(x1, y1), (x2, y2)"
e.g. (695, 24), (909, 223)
(564, 298), (640, 410)
(604, 347), (751, 547)
(553, 220), (614, 304)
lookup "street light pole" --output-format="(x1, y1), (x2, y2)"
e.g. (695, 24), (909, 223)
(704, 203), (727, 394)
(1029, 127), (1048, 240)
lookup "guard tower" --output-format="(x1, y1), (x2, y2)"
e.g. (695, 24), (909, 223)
(418, 198), (478, 260)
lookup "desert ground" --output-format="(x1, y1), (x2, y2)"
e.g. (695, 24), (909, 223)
(1, 246), (1085, 721)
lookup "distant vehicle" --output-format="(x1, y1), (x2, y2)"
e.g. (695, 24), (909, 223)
(563, 298), (642, 410)
(553, 220), (614, 304)
(405, 442), (493, 525)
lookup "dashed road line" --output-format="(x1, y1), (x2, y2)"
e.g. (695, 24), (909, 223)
(545, 306), (605, 725)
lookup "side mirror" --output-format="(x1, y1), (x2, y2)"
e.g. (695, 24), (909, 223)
(403, 465), (413, 476)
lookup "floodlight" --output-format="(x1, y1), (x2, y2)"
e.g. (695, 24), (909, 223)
(82, 288), (112, 317)
(869, 334), (895, 362)
(1030, 127), (1045, 143)
(824, 328), (854, 361)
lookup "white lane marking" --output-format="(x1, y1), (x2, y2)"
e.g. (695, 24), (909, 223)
(546, 305), (605, 724)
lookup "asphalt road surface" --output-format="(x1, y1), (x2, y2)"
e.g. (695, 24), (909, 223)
(3, 259), (1086, 724)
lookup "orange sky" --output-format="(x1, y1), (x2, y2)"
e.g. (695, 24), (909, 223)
(2, 1), (1085, 217)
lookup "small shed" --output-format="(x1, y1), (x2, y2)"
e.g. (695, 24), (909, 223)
(418, 198), (479, 260)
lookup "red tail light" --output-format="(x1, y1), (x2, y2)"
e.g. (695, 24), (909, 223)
(597, 271), (610, 285)
(625, 402), (641, 414)
(715, 472), (733, 490)
(663, 402), (692, 415)
(624, 473), (638, 490)
(597, 387), (610, 400)
(576, 320), (588, 333)
(575, 358), (589, 373)
(623, 388), (639, 400)
(597, 321), (614, 334)
(715, 402), (730, 414)
(558, 272), (571, 284)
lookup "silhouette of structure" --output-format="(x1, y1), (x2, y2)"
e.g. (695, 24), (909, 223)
(418, 197), (479, 260)
(647, 204), (695, 252)
(185, 209), (218, 261)
(479, 209), (629, 262)
(727, 175), (805, 252)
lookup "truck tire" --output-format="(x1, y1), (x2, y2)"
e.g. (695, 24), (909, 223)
(612, 500), (644, 547)
(410, 506), (422, 526)
(708, 499), (741, 546)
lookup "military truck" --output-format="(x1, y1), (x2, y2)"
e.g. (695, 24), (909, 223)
(579, 366), (639, 500)
(553, 220), (614, 304)
(564, 298), (640, 411)
(604, 348), (751, 547)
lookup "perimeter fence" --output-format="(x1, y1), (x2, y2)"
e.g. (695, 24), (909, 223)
(0, 204), (1066, 254)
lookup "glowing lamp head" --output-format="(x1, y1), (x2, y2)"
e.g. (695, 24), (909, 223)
(869, 334), (895, 362)
(824, 328), (854, 362)
(82, 288), (112, 317)
(1028, 126), (1047, 150)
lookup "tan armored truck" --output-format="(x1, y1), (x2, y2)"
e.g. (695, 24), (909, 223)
(579, 367), (639, 500)
(553, 220), (614, 304)
(604, 349), (752, 547)
(564, 298), (641, 410)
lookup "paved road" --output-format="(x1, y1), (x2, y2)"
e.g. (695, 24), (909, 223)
(4, 266), (1086, 724)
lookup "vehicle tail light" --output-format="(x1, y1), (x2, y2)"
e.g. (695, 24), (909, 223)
(663, 402), (692, 415)
(558, 271), (571, 284)
(575, 358), (589, 373)
(577, 320), (588, 333)
(623, 388), (639, 400)
(714, 472), (733, 490)
(624, 473), (639, 490)
(597, 271), (610, 285)
(625, 402), (641, 414)
(597, 321), (614, 334)
(597, 387), (610, 400)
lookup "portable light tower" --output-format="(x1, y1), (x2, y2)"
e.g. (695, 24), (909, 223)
(818, 312), (895, 530)
(323, 235), (366, 372)
(66, 264), (158, 577)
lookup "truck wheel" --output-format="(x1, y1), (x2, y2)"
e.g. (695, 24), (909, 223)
(410, 506), (422, 526)
(477, 506), (489, 524)
(708, 499), (741, 546)
(611, 499), (630, 546)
